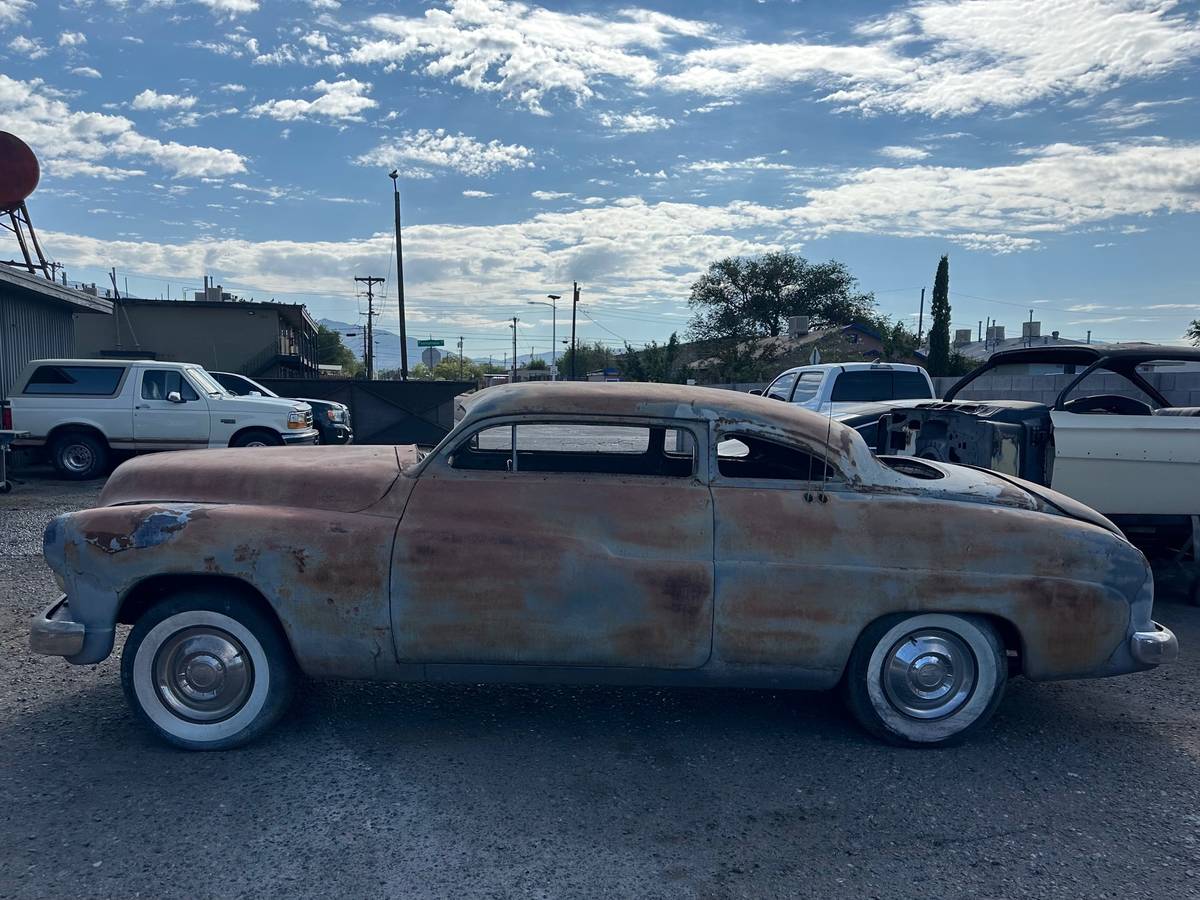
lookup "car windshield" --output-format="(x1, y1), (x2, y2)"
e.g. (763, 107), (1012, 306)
(188, 367), (231, 397)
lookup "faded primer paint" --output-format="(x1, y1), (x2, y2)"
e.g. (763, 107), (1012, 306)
(36, 382), (1162, 687)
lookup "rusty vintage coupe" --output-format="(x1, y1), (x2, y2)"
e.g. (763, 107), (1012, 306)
(32, 383), (1176, 749)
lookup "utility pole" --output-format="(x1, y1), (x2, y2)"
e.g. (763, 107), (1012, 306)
(570, 281), (580, 381)
(458, 336), (464, 380)
(510, 317), (518, 382)
(388, 170), (410, 380)
(354, 276), (384, 380)
(1027, 308), (1034, 348)
(917, 287), (926, 343)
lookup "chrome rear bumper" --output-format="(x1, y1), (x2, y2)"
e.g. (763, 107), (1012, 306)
(1130, 622), (1178, 667)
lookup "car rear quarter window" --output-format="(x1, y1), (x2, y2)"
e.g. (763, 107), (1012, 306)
(717, 432), (834, 481)
(24, 365), (124, 396)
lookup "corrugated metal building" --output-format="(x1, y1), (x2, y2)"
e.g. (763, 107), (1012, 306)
(0, 265), (113, 398)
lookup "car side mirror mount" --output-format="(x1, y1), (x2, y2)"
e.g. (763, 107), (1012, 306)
(166, 391), (184, 403)
(748, 389), (763, 396)
(248, 390), (262, 397)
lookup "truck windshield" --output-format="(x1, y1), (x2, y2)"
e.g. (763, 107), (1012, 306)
(188, 367), (231, 397)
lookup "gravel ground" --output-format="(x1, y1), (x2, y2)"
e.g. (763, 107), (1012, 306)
(2, 468), (1199, 899)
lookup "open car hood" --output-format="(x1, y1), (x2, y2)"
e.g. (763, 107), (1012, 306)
(100, 445), (418, 513)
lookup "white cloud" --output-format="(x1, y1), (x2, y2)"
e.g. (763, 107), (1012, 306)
(35, 140), (1200, 334)
(59, 31), (86, 46)
(598, 110), (675, 133)
(878, 145), (929, 160)
(532, 190), (572, 200)
(781, 140), (1200, 250)
(680, 156), (796, 175)
(196, 0), (259, 14)
(219, 83), (246, 92)
(0, 74), (246, 179)
(71, 66), (102, 78)
(131, 89), (197, 111)
(8, 34), (46, 57)
(344, 0), (710, 114)
(248, 78), (375, 122)
(462, 189), (494, 198)
(356, 129), (533, 177)
(0, 0), (33, 26)
(664, 0), (1200, 117)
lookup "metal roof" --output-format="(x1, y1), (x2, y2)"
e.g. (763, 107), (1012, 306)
(0, 264), (113, 314)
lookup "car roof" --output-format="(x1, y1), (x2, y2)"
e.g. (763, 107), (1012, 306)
(775, 362), (926, 375)
(985, 343), (1200, 366)
(26, 358), (161, 366)
(461, 381), (875, 466)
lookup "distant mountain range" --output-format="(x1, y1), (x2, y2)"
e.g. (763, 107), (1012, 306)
(319, 319), (559, 369)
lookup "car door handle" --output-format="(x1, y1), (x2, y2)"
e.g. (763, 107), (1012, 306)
(135, 404), (150, 409)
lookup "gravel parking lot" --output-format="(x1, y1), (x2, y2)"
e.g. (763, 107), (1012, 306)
(2, 469), (1199, 900)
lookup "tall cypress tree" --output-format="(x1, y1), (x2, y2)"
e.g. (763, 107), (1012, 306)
(927, 254), (951, 376)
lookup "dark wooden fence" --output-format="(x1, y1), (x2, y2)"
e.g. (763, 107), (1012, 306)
(257, 378), (475, 446)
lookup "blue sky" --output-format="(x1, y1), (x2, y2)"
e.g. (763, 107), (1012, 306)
(2, 0), (1199, 361)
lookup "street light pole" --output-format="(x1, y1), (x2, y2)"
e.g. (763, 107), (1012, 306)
(510, 317), (518, 383)
(388, 170), (409, 381)
(529, 293), (561, 381)
(570, 281), (580, 381)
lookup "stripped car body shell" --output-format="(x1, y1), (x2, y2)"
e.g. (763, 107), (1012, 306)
(34, 382), (1171, 695)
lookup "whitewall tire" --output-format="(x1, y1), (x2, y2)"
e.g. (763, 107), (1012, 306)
(121, 591), (296, 750)
(844, 613), (1007, 748)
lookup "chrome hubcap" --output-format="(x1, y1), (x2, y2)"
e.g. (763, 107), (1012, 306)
(153, 627), (253, 723)
(882, 629), (976, 720)
(62, 444), (93, 472)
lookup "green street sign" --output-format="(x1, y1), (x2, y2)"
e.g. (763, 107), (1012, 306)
(417, 339), (445, 347)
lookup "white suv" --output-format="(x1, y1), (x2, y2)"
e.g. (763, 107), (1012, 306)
(9, 359), (319, 479)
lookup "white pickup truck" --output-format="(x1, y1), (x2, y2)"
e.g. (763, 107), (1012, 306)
(8, 359), (318, 479)
(755, 361), (935, 414)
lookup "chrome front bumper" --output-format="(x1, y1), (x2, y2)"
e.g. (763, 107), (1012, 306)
(1130, 622), (1178, 667)
(30, 595), (86, 657)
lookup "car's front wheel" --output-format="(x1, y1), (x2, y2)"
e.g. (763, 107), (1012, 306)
(121, 590), (296, 750)
(844, 613), (1007, 747)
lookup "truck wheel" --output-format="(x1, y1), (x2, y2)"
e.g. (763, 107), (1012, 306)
(120, 590), (297, 751)
(843, 613), (1007, 748)
(50, 431), (109, 480)
(231, 429), (283, 448)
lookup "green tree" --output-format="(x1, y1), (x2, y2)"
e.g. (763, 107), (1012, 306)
(687, 252), (876, 342)
(926, 254), (952, 376)
(559, 341), (615, 379)
(1188, 319), (1200, 346)
(316, 324), (363, 376)
(619, 332), (683, 382)
(526, 357), (548, 370)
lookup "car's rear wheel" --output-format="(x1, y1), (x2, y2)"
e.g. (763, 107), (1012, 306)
(844, 613), (1006, 747)
(120, 590), (296, 750)
(50, 431), (108, 480)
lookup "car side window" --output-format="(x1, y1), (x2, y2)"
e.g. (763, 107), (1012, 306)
(24, 365), (124, 396)
(451, 422), (697, 477)
(141, 370), (199, 402)
(765, 371), (798, 401)
(789, 372), (824, 403)
(717, 431), (834, 481)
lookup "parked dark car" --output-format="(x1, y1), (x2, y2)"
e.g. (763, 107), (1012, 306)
(210, 372), (352, 445)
